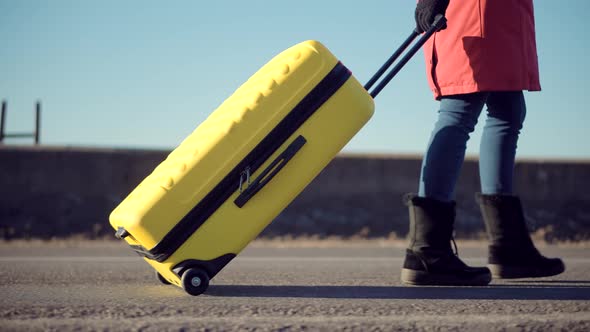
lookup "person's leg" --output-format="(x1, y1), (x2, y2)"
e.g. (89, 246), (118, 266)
(476, 91), (564, 278)
(479, 91), (526, 194)
(402, 93), (492, 286)
(419, 93), (488, 201)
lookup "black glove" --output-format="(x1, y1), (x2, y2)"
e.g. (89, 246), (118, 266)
(415, 0), (449, 33)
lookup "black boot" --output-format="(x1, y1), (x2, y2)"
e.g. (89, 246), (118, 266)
(401, 194), (491, 286)
(476, 193), (565, 279)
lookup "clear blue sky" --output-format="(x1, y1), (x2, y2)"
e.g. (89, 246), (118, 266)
(1, 1), (589, 158)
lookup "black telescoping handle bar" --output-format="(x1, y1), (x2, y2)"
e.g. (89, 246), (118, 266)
(366, 15), (447, 99)
(364, 31), (419, 92)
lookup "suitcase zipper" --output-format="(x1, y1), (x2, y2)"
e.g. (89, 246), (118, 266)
(128, 62), (352, 262)
(235, 135), (307, 208)
(238, 167), (251, 193)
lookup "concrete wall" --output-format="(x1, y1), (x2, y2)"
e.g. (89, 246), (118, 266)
(1, 146), (589, 241)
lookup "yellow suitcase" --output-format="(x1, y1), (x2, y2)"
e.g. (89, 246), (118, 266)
(109, 18), (445, 296)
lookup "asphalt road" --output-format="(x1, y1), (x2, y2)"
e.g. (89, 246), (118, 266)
(0, 241), (589, 331)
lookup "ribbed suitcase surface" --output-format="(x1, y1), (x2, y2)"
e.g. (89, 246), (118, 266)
(109, 40), (376, 293)
(111, 41), (345, 248)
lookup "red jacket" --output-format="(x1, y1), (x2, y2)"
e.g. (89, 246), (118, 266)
(423, 0), (541, 99)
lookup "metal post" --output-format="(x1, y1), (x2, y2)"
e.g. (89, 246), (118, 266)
(35, 101), (41, 144)
(0, 100), (42, 145)
(0, 100), (6, 143)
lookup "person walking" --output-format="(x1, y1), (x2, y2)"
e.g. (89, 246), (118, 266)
(401, 0), (565, 286)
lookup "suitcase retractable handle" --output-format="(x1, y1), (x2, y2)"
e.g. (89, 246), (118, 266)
(365, 15), (447, 98)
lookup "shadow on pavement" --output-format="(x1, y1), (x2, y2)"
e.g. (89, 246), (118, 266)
(207, 284), (590, 300)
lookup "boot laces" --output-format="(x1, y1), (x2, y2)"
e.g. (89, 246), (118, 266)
(451, 237), (459, 257)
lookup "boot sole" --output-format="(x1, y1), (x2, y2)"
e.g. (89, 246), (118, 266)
(488, 262), (565, 279)
(401, 268), (492, 286)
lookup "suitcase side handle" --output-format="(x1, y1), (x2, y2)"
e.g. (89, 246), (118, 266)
(365, 14), (447, 98)
(234, 135), (307, 208)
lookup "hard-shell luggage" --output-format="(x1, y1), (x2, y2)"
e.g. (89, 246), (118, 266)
(109, 17), (446, 296)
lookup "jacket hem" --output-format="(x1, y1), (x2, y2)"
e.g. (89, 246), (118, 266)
(432, 83), (542, 100)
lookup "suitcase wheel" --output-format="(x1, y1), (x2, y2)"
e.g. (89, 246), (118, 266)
(181, 267), (210, 296)
(155, 271), (171, 285)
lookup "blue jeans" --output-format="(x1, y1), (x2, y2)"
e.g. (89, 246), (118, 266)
(418, 91), (527, 202)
